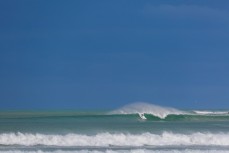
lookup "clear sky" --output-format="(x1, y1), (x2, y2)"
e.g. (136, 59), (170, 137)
(0, 0), (229, 110)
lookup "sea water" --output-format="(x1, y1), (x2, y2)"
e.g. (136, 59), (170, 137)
(1, 102), (229, 153)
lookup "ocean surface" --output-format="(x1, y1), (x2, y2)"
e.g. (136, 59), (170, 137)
(1, 102), (229, 153)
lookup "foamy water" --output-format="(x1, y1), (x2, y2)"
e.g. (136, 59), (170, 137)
(1, 132), (229, 147)
(2, 150), (229, 153)
(1, 102), (229, 152)
(193, 110), (229, 115)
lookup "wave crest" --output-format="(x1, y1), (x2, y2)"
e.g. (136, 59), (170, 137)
(193, 110), (229, 115)
(110, 102), (185, 119)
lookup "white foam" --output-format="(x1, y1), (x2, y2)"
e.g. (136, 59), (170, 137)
(2, 150), (229, 153)
(1, 132), (229, 147)
(110, 102), (185, 119)
(193, 110), (229, 115)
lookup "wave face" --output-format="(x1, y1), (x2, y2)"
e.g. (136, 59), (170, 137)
(110, 102), (185, 119)
(142, 113), (229, 121)
(109, 102), (229, 121)
(1, 132), (229, 147)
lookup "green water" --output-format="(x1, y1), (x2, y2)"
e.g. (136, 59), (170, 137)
(1, 108), (229, 152)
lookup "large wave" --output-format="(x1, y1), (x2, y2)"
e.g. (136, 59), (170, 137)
(110, 102), (185, 119)
(1, 132), (229, 147)
(109, 102), (229, 121)
(1, 103), (228, 121)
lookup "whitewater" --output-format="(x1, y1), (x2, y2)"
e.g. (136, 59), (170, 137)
(1, 132), (229, 147)
(1, 102), (229, 152)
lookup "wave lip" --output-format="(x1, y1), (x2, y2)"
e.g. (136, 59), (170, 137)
(1, 132), (229, 147)
(110, 102), (185, 119)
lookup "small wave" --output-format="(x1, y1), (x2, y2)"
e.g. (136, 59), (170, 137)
(110, 102), (186, 119)
(193, 110), (229, 115)
(1, 132), (229, 147)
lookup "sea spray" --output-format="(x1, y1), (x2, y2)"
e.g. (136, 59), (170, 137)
(110, 102), (186, 119)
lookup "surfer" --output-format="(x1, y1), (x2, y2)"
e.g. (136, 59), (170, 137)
(139, 113), (147, 120)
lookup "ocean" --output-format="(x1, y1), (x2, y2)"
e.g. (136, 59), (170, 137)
(1, 102), (229, 153)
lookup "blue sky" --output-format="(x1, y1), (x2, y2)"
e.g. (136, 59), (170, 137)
(0, 0), (229, 109)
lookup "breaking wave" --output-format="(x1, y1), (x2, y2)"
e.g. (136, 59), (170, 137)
(193, 110), (229, 115)
(1, 132), (229, 147)
(110, 102), (185, 119)
(109, 102), (229, 121)
(2, 150), (229, 153)
(1, 103), (229, 121)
